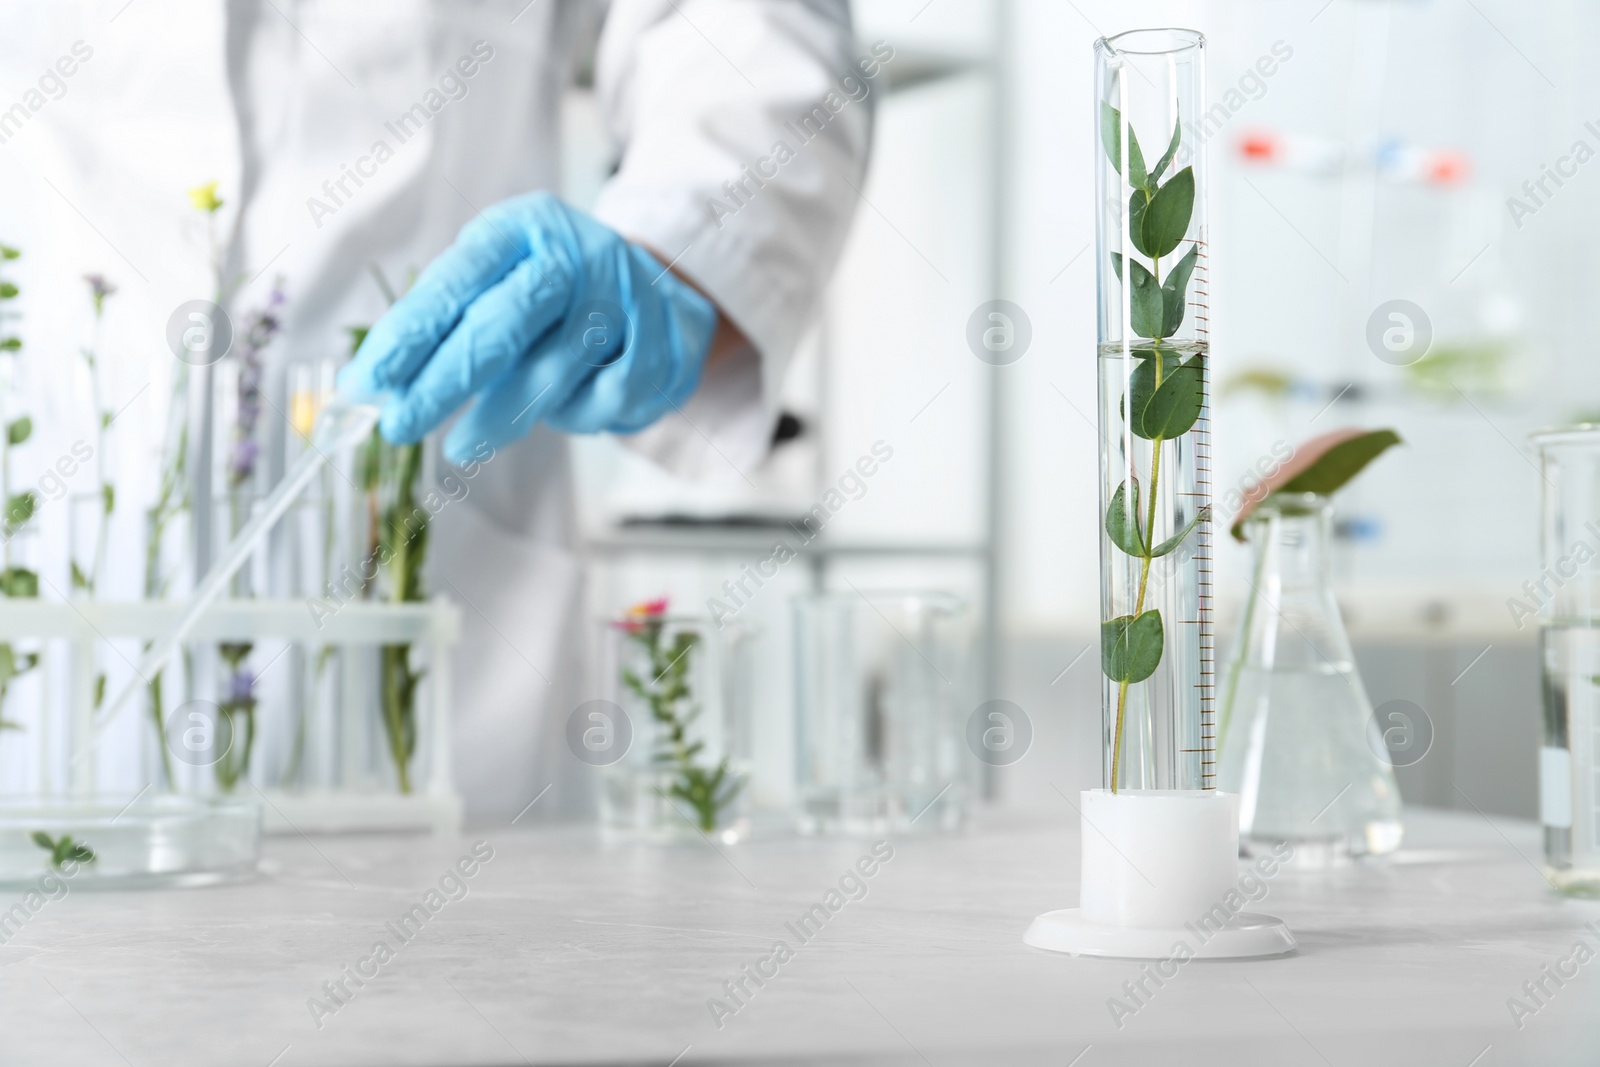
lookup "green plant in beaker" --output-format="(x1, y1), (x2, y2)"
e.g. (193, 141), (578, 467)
(1216, 428), (1403, 862)
(615, 598), (742, 833)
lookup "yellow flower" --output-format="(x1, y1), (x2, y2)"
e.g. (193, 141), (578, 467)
(187, 181), (224, 214)
(289, 388), (324, 439)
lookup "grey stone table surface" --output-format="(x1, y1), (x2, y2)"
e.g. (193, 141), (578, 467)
(1, 805), (1597, 1067)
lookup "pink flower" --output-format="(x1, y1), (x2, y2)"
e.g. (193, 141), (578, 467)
(612, 597), (669, 634)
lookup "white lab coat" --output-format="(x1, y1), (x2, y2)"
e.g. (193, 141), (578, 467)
(0, 0), (870, 820)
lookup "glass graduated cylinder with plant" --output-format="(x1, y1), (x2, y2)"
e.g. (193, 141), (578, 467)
(1095, 91), (1213, 794)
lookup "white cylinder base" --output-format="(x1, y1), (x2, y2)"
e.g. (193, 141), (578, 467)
(1024, 789), (1295, 960)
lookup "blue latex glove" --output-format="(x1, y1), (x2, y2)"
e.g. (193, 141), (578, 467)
(338, 192), (718, 465)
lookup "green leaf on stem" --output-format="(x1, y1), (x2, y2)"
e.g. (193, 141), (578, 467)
(1150, 505), (1211, 558)
(0, 338), (19, 352)
(5, 491), (34, 530)
(1105, 479), (1146, 557)
(31, 831), (95, 869)
(1141, 167), (1194, 260)
(1128, 188), (1152, 258)
(1109, 253), (1164, 339)
(1102, 610), (1164, 684)
(70, 561), (89, 590)
(1278, 429), (1402, 495)
(1160, 245), (1199, 338)
(1099, 102), (1150, 190)
(0, 567), (37, 599)
(0, 283), (17, 299)
(1229, 428), (1403, 540)
(6, 416), (31, 445)
(1130, 352), (1204, 440)
(1150, 109), (1182, 183)
(102, 483), (115, 514)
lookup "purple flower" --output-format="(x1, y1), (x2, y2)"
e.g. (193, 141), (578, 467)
(228, 438), (260, 483)
(83, 274), (116, 315)
(228, 279), (285, 489)
(226, 670), (255, 706)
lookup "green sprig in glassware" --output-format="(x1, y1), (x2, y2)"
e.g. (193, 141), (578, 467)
(614, 599), (741, 833)
(1097, 103), (1210, 792)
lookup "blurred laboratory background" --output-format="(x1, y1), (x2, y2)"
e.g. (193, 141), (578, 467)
(575, 0), (1574, 823)
(0, 0), (1582, 834)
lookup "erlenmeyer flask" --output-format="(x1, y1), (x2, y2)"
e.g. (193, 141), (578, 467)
(1217, 491), (1402, 862)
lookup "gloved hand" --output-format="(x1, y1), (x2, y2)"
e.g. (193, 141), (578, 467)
(338, 191), (718, 465)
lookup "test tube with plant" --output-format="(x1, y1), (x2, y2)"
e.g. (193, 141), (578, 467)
(140, 183), (231, 788)
(210, 282), (284, 792)
(0, 242), (40, 736)
(70, 274), (119, 714)
(1094, 31), (1214, 794)
(347, 264), (427, 795)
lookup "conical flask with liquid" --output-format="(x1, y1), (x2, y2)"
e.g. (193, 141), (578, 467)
(1217, 491), (1403, 862)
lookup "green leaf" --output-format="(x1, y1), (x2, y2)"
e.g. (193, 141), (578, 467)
(1229, 429), (1403, 540)
(1160, 245), (1199, 338)
(1110, 253), (1164, 339)
(1150, 505), (1211, 558)
(0, 245), (19, 260)
(359, 428), (383, 493)
(5, 491), (35, 530)
(1099, 102), (1149, 190)
(70, 561), (90, 590)
(1127, 188), (1153, 259)
(1105, 480), (1146, 557)
(1141, 167), (1195, 260)
(0, 283), (17, 299)
(1150, 108), (1182, 183)
(347, 325), (370, 357)
(0, 338), (19, 352)
(1130, 352), (1204, 440)
(0, 567), (38, 598)
(93, 673), (106, 709)
(1279, 429), (1402, 495)
(100, 410), (113, 429)
(1102, 610), (1164, 684)
(102, 483), (115, 514)
(31, 831), (52, 851)
(7, 416), (31, 445)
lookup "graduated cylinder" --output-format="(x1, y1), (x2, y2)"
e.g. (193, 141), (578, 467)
(1093, 29), (1214, 792)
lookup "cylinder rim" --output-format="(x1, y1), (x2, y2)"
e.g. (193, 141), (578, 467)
(1096, 27), (1205, 57)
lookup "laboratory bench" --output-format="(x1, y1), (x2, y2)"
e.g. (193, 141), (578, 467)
(0, 805), (1596, 1066)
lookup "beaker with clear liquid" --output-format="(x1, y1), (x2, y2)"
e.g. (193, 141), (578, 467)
(1217, 492), (1402, 862)
(1533, 428), (1600, 896)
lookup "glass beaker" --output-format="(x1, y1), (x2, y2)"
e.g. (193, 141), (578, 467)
(792, 591), (970, 834)
(1216, 492), (1402, 861)
(1094, 28), (1214, 792)
(1532, 427), (1600, 896)
(597, 608), (755, 844)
